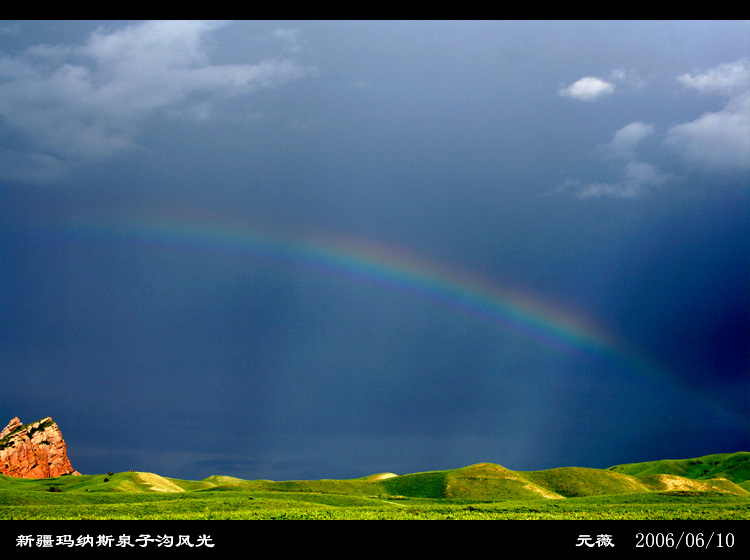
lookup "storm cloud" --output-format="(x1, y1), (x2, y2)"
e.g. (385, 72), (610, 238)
(1, 21), (747, 481)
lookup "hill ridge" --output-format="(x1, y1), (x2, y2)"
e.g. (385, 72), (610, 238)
(0, 451), (747, 502)
(606, 451), (750, 484)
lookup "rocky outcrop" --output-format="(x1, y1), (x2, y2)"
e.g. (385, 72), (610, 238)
(0, 417), (80, 478)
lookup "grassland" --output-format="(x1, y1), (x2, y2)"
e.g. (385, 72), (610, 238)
(1, 452), (748, 520)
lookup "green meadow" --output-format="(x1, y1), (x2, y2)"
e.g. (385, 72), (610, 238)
(1, 452), (748, 520)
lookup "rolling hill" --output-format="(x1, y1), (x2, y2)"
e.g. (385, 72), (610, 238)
(1, 452), (748, 520)
(2, 451), (746, 501)
(606, 451), (750, 489)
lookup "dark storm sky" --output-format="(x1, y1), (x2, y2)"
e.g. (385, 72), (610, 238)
(1, 20), (748, 481)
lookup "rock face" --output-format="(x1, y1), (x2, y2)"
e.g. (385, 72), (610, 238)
(0, 417), (80, 478)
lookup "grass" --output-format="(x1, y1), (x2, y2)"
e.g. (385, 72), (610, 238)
(608, 451), (750, 483)
(1, 452), (748, 520)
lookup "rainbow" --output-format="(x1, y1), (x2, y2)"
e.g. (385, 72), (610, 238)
(64, 212), (645, 367)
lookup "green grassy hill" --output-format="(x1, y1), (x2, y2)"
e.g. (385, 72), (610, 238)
(2, 451), (748, 499)
(521, 466), (649, 497)
(1, 452), (748, 520)
(607, 451), (750, 483)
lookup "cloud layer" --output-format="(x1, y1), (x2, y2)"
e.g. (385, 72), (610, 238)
(665, 59), (750, 171)
(559, 58), (749, 198)
(0, 21), (314, 182)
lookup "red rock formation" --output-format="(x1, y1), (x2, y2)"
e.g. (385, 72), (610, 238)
(0, 417), (80, 478)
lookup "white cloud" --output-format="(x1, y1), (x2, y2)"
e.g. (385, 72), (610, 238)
(665, 59), (750, 171)
(597, 121), (656, 161)
(559, 161), (672, 200)
(0, 20), (315, 181)
(676, 58), (750, 96)
(609, 68), (646, 90)
(559, 121), (671, 199)
(622, 160), (671, 189)
(559, 68), (646, 103)
(558, 58), (749, 199)
(574, 181), (641, 200)
(559, 76), (615, 102)
(664, 92), (749, 170)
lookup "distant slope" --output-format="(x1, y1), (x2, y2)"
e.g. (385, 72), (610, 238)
(376, 455), (750, 501)
(1, 452), (747, 502)
(607, 452), (750, 484)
